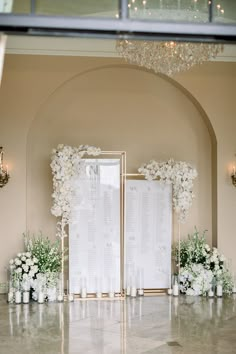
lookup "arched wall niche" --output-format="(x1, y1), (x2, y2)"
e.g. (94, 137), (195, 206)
(26, 64), (217, 245)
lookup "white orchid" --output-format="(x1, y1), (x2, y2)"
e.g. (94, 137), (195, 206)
(51, 144), (101, 238)
(138, 158), (197, 223)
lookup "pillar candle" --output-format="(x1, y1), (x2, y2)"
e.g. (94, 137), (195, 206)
(7, 291), (14, 303)
(38, 292), (44, 303)
(208, 289), (214, 298)
(131, 287), (136, 297)
(23, 291), (30, 304)
(126, 286), (131, 296)
(15, 291), (22, 304)
(173, 284), (179, 296)
(81, 288), (87, 298)
(57, 294), (64, 302)
(138, 288), (144, 296)
(68, 294), (74, 302)
(216, 285), (223, 297)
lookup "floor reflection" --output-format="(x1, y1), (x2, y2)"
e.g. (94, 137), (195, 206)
(1, 294), (236, 353)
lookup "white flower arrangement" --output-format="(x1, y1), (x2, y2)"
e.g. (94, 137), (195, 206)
(9, 251), (39, 285)
(174, 229), (233, 295)
(24, 232), (66, 274)
(30, 272), (58, 302)
(179, 263), (213, 296)
(8, 232), (67, 301)
(138, 159), (197, 223)
(50, 144), (101, 238)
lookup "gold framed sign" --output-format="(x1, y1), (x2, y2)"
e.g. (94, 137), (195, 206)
(66, 151), (126, 299)
(125, 174), (172, 295)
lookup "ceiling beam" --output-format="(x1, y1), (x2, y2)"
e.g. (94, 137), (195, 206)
(0, 14), (236, 43)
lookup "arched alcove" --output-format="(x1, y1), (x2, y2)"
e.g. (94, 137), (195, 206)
(26, 65), (216, 244)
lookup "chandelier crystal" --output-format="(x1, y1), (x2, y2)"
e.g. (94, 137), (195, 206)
(116, 40), (223, 76)
(116, 0), (225, 76)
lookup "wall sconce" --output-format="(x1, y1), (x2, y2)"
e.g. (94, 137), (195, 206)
(0, 147), (10, 188)
(231, 165), (236, 187)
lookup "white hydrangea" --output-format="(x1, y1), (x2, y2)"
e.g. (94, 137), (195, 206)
(180, 263), (213, 296)
(138, 158), (197, 223)
(26, 259), (32, 266)
(22, 265), (29, 272)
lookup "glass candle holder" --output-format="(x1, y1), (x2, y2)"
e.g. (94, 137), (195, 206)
(131, 286), (137, 297)
(15, 290), (22, 304)
(216, 283), (223, 297)
(172, 275), (179, 296)
(23, 291), (30, 304)
(22, 279), (30, 304)
(15, 280), (22, 304)
(7, 280), (14, 303)
(38, 286), (45, 304)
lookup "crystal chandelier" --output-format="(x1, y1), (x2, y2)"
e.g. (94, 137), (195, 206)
(116, 40), (223, 76)
(116, 0), (225, 76)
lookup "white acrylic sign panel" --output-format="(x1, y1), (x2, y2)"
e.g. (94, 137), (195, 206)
(126, 180), (172, 289)
(69, 159), (121, 294)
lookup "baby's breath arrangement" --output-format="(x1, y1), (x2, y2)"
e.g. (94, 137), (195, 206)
(24, 232), (66, 274)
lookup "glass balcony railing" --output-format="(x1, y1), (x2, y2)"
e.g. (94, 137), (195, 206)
(11, 0), (119, 17)
(128, 0), (235, 24)
(3, 0), (233, 23)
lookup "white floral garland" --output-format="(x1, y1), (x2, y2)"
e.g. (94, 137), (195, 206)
(50, 144), (101, 238)
(138, 159), (198, 223)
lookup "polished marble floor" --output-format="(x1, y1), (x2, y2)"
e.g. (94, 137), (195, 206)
(1, 294), (236, 354)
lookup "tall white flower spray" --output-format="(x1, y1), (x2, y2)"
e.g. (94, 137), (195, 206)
(50, 144), (101, 238)
(138, 159), (198, 223)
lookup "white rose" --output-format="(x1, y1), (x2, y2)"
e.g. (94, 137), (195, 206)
(25, 252), (31, 258)
(21, 256), (26, 262)
(17, 267), (22, 273)
(17, 253), (22, 258)
(9, 259), (14, 265)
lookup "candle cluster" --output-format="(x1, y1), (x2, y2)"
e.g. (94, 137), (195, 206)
(126, 268), (144, 298)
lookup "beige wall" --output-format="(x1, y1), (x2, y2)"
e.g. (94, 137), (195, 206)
(0, 54), (235, 283)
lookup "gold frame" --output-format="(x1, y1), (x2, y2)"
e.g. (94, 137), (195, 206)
(125, 173), (172, 296)
(63, 151), (126, 301)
